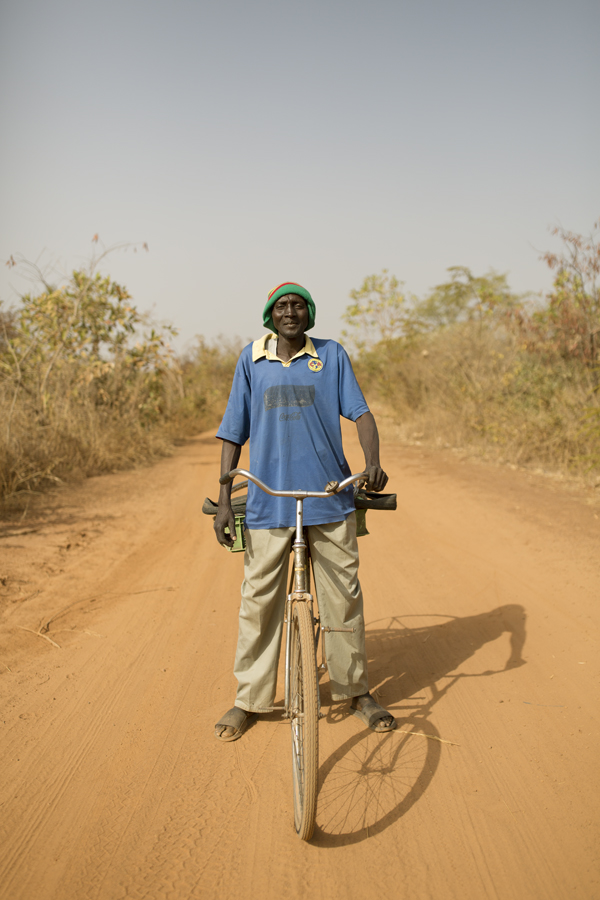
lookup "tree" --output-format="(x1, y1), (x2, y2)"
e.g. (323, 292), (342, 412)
(341, 270), (411, 352)
(537, 220), (600, 365)
(1, 242), (176, 443)
(412, 267), (521, 330)
(342, 267), (522, 351)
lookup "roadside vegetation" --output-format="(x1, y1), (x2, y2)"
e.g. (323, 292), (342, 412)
(2, 220), (597, 503)
(0, 245), (240, 501)
(343, 221), (600, 479)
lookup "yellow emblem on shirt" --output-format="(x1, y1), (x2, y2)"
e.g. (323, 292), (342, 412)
(308, 358), (323, 372)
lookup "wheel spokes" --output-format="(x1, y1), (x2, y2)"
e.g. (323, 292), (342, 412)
(289, 603), (319, 840)
(291, 620), (305, 809)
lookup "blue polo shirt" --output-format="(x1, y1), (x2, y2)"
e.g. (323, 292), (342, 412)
(216, 335), (369, 529)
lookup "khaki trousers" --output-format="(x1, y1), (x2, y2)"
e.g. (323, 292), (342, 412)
(233, 513), (369, 711)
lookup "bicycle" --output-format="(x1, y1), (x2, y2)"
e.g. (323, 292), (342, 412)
(216, 466), (369, 841)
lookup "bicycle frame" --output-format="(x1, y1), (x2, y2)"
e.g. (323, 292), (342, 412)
(283, 493), (314, 717)
(219, 467), (367, 717)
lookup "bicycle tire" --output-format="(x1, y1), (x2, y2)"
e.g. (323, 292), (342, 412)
(290, 601), (319, 841)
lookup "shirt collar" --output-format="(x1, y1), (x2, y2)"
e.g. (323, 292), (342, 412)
(252, 333), (319, 367)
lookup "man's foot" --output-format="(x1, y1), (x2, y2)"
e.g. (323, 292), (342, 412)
(214, 707), (256, 742)
(350, 692), (396, 732)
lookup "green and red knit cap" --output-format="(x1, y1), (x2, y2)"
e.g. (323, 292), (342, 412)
(263, 282), (316, 334)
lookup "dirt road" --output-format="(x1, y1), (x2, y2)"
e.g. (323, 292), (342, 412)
(1, 424), (599, 900)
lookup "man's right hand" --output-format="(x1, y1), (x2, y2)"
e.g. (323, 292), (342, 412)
(214, 503), (236, 547)
(215, 439), (242, 547)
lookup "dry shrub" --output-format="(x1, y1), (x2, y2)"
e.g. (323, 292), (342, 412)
(0, 256), (242, 501)
(346, 222), (600, 479)
(172, 336), (244, 436)
(0, 339), (241, 501)
(354, 322), (599, 476)
(0, 389), (169, 497)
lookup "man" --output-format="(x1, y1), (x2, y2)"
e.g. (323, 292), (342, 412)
(213, 282), (396, 741)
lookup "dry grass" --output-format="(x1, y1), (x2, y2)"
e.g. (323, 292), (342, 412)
(0, 336), (241, 503)
(353, 322), (600, 479)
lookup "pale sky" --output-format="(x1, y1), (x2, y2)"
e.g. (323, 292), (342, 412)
(1, 0), (598, 347)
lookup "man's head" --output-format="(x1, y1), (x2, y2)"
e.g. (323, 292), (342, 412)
(263, 282), (316, 335)
(271, 294), (309, 341)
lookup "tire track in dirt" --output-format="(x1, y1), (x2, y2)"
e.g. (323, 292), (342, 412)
(96, 714), (284, 899)
(46, 545), (234, 900)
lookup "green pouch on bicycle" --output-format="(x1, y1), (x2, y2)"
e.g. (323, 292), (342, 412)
(224, 514), (246, 552)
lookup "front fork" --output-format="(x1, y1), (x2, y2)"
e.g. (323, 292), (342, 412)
(284, 592), (320, 718)
(285, 500), (314, 715)
(283, 499), (353, 718)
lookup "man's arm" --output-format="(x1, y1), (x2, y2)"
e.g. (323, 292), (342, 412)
(355, 411), (388, 492)
(214, 439), (242, 546)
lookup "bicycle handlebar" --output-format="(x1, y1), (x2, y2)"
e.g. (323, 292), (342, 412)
(219, 468), (368, 499)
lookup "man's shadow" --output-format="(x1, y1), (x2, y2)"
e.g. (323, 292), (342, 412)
(312, 604), (527, 846)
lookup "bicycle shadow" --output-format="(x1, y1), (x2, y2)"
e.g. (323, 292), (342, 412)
(312, 603), (527, 847)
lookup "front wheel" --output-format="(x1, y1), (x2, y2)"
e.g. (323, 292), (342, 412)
(290, 601), (319, 841)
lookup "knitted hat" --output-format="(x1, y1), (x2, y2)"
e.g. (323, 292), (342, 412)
(263, 282), (316, 334)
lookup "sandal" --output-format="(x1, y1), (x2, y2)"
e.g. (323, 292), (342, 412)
(214, 707), (256, 742)
(350, 694), (396, 733)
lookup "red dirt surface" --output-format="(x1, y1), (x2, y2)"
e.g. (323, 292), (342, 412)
(1, 423), (599, 900)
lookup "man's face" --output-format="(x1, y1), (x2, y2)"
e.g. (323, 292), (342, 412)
(271, 294), (308, 340)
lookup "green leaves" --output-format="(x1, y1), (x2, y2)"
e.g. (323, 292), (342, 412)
(15, 271), (140, 363)
(0, 260), (179, 429)
(341, 270), (410, 351)
(414, 267), (521, 330)
(342, 267), (522, 352)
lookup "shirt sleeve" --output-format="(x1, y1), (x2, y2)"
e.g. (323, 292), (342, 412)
(215, 348), (252, 445)
(337, 344), (370, 421)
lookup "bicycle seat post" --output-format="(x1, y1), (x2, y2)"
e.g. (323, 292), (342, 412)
(292, 498), (307, 594)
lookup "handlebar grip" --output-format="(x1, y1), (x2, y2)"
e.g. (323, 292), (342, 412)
(219, 473), (233, 485)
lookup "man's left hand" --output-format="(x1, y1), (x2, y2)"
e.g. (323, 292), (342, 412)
(364, 465), (388, 492)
